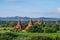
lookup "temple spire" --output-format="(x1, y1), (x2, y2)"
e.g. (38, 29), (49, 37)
(38, 18), (42, 23)
(14, 20), (23, 32)
(26, 18), (33, 29)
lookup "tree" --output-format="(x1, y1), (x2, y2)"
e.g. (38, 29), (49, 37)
(9, 21), (16, 27)
(27, 24), (43, 33)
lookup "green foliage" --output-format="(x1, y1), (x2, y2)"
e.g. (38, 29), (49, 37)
(1, 24), (8, 27)
(23, 21), (28, 29)
(0, 21), (60, 33)
(0, 32), (60, 40)
(0, 21), (60, 40)
(0, 32), (18, 40)
(27, 21), (60, 33)
(27, 24), (43, 33)
(44, 27), (56, 33)
(9, 21), (16, 27)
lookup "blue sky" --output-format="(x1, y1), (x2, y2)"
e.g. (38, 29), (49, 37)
(0, 0), (60, 18)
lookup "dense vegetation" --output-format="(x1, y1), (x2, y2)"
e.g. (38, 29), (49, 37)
(27, 21), (60, 33)
(0, 32), (60, 40)
(0, 20), (60, 40)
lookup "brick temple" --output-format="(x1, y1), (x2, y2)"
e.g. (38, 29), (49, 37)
(26, 18), (33, 29)
(14, 20), (23, 32)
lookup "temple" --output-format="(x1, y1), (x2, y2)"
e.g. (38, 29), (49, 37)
(26, 18), (33, 29)
(14, 20), (23, 32)
(34, 18), (43, 25)
(38, 18), (43, 23)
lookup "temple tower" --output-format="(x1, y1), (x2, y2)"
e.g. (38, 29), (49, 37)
(14, 20), (23, 32)
(26, 18), (33, 29)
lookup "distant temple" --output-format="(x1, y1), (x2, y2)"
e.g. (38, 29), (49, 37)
(34, 18), (43, 25)
(14, 20), (23, 32)
(38, 18), (43, 23)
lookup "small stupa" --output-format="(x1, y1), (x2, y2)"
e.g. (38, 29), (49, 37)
(43, 21), (46, 25)
(37, 18), (43, 23)
(56, 20), (58, 24)
(14, 20), (23, 32)
(34, 18), (43, 25)
(26, 18), (33, 29)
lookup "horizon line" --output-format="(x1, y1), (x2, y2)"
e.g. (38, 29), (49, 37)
(0, 16), (60, 18)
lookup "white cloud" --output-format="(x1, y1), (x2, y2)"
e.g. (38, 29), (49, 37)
(56, 8), (60, 13)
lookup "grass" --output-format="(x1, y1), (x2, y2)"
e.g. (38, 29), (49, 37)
(13, 32), (60, 38)
(0, 32), (59, 40)
(0, 27), (60, 38)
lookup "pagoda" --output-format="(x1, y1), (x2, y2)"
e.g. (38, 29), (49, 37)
(14, 20), (23, 32)
(38, 18), (43, 23)
(26, 18), (33, 29)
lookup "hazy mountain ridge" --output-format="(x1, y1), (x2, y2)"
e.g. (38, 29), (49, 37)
(0, 16), (60, 21)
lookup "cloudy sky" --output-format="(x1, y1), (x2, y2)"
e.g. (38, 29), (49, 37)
(0, 0), (60, 18)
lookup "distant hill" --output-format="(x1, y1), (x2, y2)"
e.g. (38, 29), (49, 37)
(0, 16), (60, 21)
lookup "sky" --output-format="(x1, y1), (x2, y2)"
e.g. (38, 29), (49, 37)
(0, 0), (60, 18)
